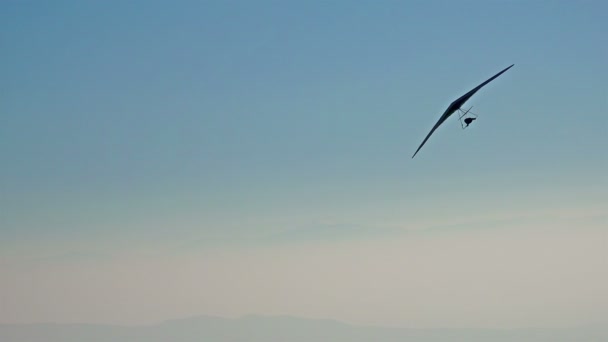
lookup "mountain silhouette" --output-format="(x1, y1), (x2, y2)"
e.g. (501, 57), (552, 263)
(1, 314), (605, 342)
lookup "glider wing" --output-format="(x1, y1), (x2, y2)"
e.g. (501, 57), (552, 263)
(411, 64), (514, 158)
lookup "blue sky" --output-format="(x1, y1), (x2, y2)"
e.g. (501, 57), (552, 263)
(1, 0), (607, 328)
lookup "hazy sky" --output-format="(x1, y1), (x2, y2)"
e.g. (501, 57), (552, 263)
(1, 0), (607, 329)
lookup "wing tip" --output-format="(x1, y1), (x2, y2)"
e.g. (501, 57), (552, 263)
(411, 148), (421, 159)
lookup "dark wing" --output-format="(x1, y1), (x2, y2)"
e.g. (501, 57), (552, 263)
(448, 64), (514, 111)
(411, 105), (457, 158)
(411, 64), (514, 158)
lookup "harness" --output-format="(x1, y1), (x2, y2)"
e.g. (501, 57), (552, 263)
(457, 106), (478, 129)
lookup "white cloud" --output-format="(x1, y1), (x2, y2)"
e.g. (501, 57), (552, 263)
(1, 213), (605, 328)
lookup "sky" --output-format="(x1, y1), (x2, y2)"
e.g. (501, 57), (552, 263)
(1, 0), (607, 330)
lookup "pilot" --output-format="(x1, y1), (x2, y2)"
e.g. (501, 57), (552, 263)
(463, 117), (476, 127)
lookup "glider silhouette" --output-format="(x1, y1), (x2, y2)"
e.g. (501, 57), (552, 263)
(412, 64), (514, 158)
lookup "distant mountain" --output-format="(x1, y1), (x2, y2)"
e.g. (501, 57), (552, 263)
(1, 314), (605, 342)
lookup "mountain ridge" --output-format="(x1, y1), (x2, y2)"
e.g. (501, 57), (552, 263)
(1, 314), (605, 342)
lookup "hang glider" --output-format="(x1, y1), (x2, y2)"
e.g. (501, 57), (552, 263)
(411, 64), (514, 158)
